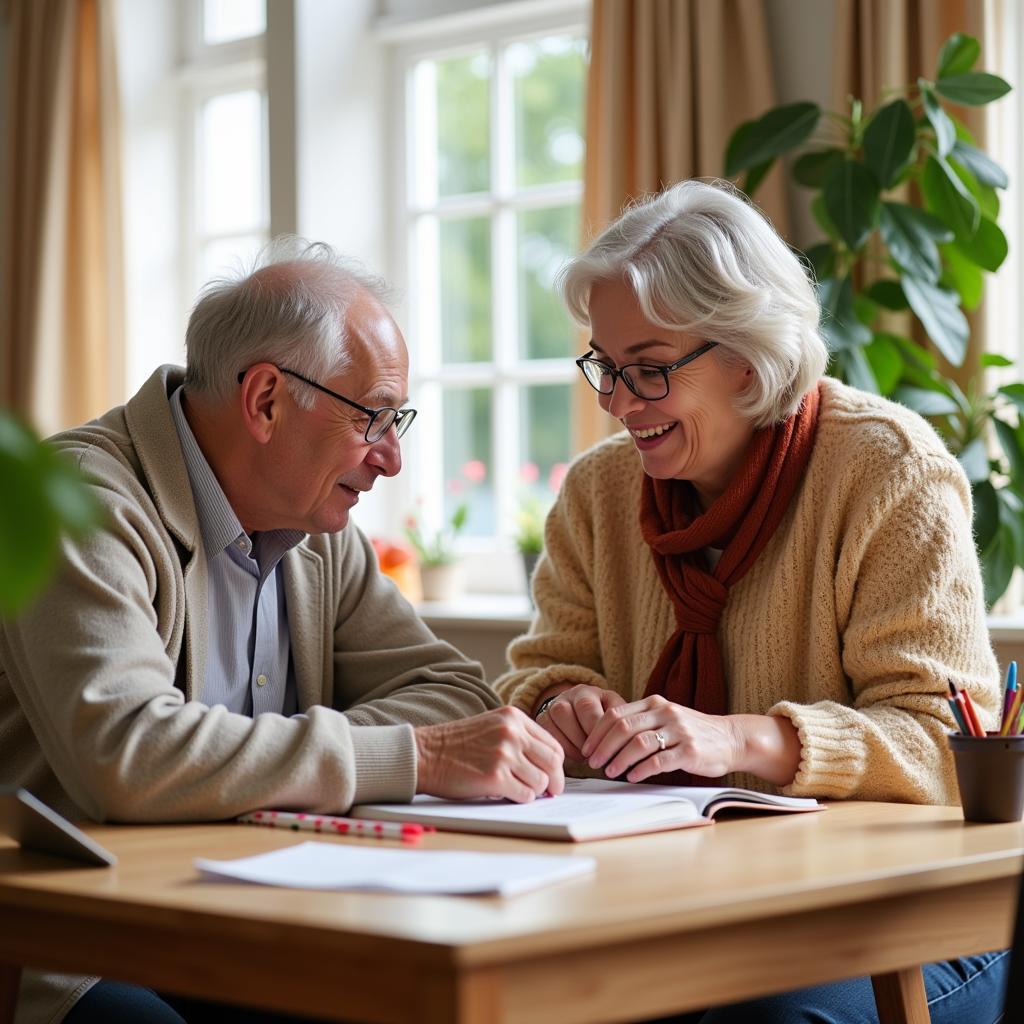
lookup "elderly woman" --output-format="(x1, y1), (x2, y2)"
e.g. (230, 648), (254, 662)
(495, 180), (1007, 1023)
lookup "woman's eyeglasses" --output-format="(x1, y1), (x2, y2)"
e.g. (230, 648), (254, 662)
(575, 341), (718, 400)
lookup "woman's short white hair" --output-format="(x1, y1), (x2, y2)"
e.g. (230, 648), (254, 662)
(558, 179), (827, 427)
(184, 236), (390, 409)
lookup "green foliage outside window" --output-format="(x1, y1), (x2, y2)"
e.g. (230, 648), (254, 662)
(724, 33), (1022, 606)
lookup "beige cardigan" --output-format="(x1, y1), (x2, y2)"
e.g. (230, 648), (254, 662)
(497, 377), (1000, 803)
(1, 366), (498, 1023)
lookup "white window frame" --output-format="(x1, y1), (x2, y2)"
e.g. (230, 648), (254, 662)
(177, 0), (269, 304)
(382, 1), (589, 589)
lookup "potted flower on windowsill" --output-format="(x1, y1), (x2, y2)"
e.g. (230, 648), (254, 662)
(404, 502), (469, 602)
(515, 496), (547, 603)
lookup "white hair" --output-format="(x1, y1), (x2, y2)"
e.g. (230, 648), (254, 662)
(558, 180), (828, 427)
(184, 236), (391, 408)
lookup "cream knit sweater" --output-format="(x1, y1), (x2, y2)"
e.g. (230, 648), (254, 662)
(496, 377), (1000, 804)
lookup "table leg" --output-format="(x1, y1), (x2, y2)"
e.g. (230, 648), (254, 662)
(871, 966), (930, 1024)
(0, 962), (21, 1024)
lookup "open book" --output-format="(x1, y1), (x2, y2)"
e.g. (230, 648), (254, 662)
(350, 778), (821, 842)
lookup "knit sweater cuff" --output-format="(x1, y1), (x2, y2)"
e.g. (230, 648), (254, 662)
(768, 701), (869, 798)
(501, 665), (609, 716)
(349, 724), (418, 805)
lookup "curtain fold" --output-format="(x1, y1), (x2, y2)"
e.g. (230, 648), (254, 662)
(575, 0), (788, 451)
(832, 0), (989, 389)
(1, 0), (123, 437)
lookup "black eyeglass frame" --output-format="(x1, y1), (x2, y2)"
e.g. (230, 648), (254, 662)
(237, 367), (417, 443)
(575, 340), (719, 400)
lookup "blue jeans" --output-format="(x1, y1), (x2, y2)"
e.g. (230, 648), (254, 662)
(661, 951), (1010, 1024)
(62, 981), (323, 1023)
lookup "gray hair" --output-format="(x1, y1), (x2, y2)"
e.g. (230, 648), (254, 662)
(184, 236), (391, 408)
(558, 180), (828, 427)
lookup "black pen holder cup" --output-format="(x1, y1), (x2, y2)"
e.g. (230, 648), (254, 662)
(948, 733), (1024, 823)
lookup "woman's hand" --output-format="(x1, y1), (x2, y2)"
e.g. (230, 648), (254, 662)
(580, 696), (802, 785)
(535, 684), (628, 763)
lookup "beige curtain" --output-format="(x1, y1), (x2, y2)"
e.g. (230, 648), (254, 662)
(574, 0), (789, 451)
(832, 0), (988, 389)
(1, 0), (123, 437)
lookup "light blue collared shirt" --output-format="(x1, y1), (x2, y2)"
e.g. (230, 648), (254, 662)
(169, 386), (304, 716)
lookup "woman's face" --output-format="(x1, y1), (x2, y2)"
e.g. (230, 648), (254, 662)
(587, 278), (756, 506)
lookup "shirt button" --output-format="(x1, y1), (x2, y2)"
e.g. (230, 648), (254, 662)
(256, 674), (268, 687)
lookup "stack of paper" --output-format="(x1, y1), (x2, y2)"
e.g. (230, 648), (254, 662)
(195, 841), (595, 897)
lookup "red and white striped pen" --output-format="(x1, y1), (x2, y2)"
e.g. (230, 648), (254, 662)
(236, 810), (431, 843)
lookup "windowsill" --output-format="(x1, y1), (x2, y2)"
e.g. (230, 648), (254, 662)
(415, 593), (534, 631)
(416, 594), (1024, 642)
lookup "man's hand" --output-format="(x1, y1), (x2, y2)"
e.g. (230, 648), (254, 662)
(535, 684), (627, 762)
(414, 706), (565, 803)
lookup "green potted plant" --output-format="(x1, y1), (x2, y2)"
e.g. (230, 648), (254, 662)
(515, 495), (548, 601)
(0, 411), (101, 615)
(404, 502), (469, 601)
(723, 32), (1021, 606)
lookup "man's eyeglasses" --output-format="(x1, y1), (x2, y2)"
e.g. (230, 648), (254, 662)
(237, 368), (417, 444)
(575, 341), (719, 401)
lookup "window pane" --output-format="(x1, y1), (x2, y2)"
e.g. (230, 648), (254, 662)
(198, 235), (264, 289)
(518, 205), (579, 359)
(436, 52), (491, 197)
(203, 0), (265, 45)
(510, 35), (587, 188)
(519, 385), (571, 502)
(440, 216), (492, 363)
(199, 90), (264, 235)
(443, 388), (494, 536)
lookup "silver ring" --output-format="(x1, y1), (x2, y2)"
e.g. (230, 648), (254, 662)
(654, 730), (667, 751)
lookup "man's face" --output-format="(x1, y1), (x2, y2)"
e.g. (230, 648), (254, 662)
(260, 293), (410, 535)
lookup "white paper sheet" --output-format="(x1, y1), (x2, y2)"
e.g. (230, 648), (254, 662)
(195, 841), (596, 896)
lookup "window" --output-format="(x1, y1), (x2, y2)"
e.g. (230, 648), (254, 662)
(393, 9), (588, 567)
(181, 0), (269, 297)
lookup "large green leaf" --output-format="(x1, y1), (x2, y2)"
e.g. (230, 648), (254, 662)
(998, 487), (1024, 565)
(832, 346), (879, 393)
(811, 195), (840, 241)
(953, 215), (1008, 273)
(792, 149), (845, 188)
(973, 480), (999, 550)
(802, 242), (835, 281)
(951, 140), (1009, 189)
(994, 417), (1024, 486)
(940, 243), (984, 310)
(998, 384), (1024, 413)
(937, 34), (980, 78)
(921, 155), (980, 240)
(901, 276), (970, 366)
(878, 202), (941, 282)
(865, 280), (908, 311)
(892, 386), (961, 416)
(958, 437), (990, 484)
(724, 102), (821, 176)
(743, 158), (774, 197)
(862, 100), (915, 187)
(865, 333), (903, 395)
(818, 275), (872, 350)
(823, 160), (880, 251)
(921, 83), (956, 157)
(981, 524), (1018, 607)
(950, 158), (1000, 219)
(935, 72), (1012, 106)
(982, 353), (1015, 368)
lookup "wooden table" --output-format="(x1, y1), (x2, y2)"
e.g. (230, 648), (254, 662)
(0, 801), (1021, 1023)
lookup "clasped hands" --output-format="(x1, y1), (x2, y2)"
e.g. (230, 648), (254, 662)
(536, 684), (744, 783)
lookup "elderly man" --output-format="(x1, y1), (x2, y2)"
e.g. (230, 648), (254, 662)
(0, 240), (563, 1024)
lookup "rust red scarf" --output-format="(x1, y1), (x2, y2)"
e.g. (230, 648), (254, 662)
(640, 385), (822, 739)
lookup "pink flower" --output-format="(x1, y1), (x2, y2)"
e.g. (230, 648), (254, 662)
(446, 478), (465, 495)
(548, 462), (568, 493)
(462, 459), (487, 483)
(404, 514), (417, 530)
(519, 462), (540, 484)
